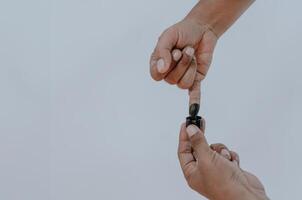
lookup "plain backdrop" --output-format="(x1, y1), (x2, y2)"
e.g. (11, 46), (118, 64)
(0, 0), (301, 199)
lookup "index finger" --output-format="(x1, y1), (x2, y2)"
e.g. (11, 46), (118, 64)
(188, 72), (202, 106)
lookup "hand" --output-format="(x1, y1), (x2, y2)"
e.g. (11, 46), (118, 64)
(150, 0), (254, 99)
(178, 122), (269, 200)
(150, 18), (217, 89)
(150, 19), (216, 107)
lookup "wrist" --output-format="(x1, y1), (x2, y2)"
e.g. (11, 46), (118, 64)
(214, 186), (253, 200)
(184, 0), (255, 37)
(212, 185), (267, 200)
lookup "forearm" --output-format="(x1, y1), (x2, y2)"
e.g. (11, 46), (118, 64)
(185, 0), (255, 37)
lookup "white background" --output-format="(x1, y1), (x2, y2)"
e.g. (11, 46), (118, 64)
(0, 0), (301, 199)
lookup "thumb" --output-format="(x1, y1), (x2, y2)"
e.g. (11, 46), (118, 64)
(186, 124), (210, 160)
(150, 27), (178, 80)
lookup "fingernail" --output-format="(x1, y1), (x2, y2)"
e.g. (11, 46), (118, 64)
(172, 51), (181, 61)
(221, 149), (231, 159)
(156, 59), (166, 73)
(185, 47), (195, 57)
(186, 125), (199, 137)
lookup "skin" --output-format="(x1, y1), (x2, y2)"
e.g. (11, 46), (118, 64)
(149, 0), (255, 106)
(150, 1), (267, 198)
(178, 120), (269, 200)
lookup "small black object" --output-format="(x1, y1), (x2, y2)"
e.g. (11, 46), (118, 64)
(186, 104), (203, 128)
(186, 116), (202, 128)
(189, 103), (200, 117)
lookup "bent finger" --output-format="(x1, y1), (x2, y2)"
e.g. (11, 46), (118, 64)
(150, 48), (182, 81)
(210, 143), (231, 160)
(210, 143), (230, 152)
(230, 150), (240, 166)
(150, 27), (178, 80)
(164, 46), (194, 85)
(177, 58), (197, 89)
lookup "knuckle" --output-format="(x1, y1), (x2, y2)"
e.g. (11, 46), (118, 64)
(231, 151), (240, 160)
(195, 72), (206, 82)
(177, 82), (190, 89)
(178, 30), (186, 45)
(150, 69), (163, 81)
(164, 76), (177, 85)
(158, 27), (174, 42)
(151, 73), (162, 81)
(214, 143), (228, 152)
